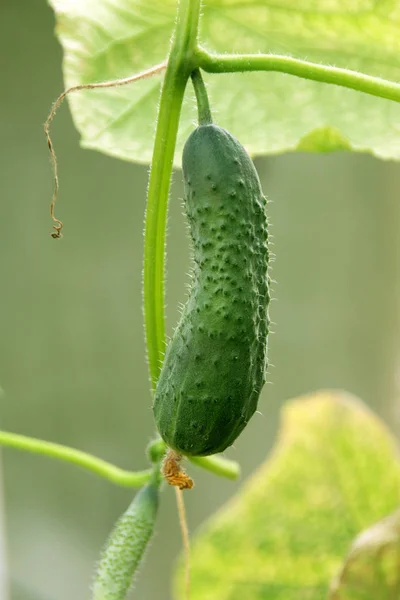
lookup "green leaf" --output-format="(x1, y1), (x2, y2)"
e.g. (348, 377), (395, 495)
(175, 391), (400, 600)
(49, 0), (400, 164)
(330, 510), (400, 600)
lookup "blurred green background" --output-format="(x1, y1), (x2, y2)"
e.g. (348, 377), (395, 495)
(1, 1), (400, 599)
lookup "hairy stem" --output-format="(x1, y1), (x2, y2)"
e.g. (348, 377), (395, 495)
(0, 431), (152, 487)
(195, 47), (400, 104)
(191, 68), (212, 125)
(144, 0), (201, 390)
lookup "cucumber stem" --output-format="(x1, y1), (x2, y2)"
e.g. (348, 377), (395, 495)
(191, 68), (212, 125)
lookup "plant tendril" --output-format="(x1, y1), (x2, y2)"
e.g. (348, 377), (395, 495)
(44, 61), (167, 239)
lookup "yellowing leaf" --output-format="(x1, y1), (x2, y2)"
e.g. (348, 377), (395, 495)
(176, 391), (400, 600)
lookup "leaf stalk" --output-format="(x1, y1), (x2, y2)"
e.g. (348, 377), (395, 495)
(195, 47), (400, 104)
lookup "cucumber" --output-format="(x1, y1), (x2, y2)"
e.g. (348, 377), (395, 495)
(92, 482), (159, 600)
(153, 123), (270, 457)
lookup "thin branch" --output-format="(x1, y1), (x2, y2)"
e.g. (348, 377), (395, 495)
(44, 61), (167, 239)
(0, 430), (152, 487)
(195, 47), (400, 104)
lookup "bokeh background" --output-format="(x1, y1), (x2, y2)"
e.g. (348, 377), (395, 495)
(1, 1), (400, 599)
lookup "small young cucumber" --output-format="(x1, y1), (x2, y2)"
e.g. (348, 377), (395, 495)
(92, 482), (159, 600)
(153, 123), (270, 457)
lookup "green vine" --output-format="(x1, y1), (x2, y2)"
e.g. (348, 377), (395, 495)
(0, 430), (153, 487)
(144, 0), (201, 391)
(0, 430), (239, 483)
(195, 47), (400, 104)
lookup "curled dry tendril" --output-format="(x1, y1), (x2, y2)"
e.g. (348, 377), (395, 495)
(44, 61), (168, 239)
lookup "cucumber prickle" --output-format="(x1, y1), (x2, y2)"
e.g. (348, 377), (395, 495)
(153, 120), (270, 457)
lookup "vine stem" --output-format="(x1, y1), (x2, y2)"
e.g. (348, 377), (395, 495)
(195, 47), (400, 104)
(0, 430), (152, 487)
(0, 431), (240, 485)
(143, 0), (201, 391)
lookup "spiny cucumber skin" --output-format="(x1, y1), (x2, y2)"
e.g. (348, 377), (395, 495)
(92, 483), (159, 600)
(153, 124), (270, 457)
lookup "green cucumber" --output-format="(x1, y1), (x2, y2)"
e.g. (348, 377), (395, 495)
(153, 123), (270, 457)
(92, 482), (159, 600)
